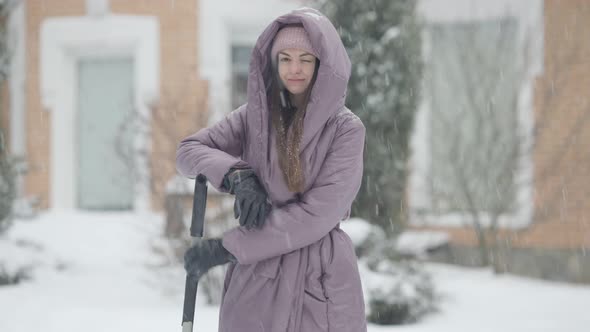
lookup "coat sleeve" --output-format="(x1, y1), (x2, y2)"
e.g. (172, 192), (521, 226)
(176, 105), (250, 191)
(222, 116), (365, 265)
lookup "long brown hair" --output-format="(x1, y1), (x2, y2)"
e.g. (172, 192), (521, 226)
(267, 57), (320, 193)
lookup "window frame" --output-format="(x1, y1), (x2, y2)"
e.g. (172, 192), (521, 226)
(408, 17), (536, 230)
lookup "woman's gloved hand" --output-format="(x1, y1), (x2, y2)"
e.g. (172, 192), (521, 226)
(223, 168), (271, 230)
(184, 238), (236, 280)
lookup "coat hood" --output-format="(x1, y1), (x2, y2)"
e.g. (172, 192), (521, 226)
(246, 7), (351, 154)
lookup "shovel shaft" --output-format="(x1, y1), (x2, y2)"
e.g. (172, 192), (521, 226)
(182, 275), (198, 328)
(181, 174), (208, 331)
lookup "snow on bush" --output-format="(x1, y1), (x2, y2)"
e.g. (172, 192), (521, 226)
(0, 135), (16, 234)
(340, 217), (386, 257)
(361, 258), (437, 324)
(395, 230), (449, 258)
(0, 233), (63, 286)
(342, 217), (439, 325)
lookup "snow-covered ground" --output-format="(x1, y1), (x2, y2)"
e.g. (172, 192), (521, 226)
(1, 211), (589, 332)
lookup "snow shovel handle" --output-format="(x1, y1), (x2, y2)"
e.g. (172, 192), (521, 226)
(182, 174), (208, 332)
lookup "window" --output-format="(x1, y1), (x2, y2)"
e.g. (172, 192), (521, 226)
(231, 45), (253, 110)
(423, 18), (521, 216)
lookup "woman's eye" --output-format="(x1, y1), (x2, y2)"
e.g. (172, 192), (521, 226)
(302, 60), (312, 63)
(280, 58), (290, 62)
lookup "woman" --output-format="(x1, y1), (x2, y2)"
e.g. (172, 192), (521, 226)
(176, 7), (367, 332)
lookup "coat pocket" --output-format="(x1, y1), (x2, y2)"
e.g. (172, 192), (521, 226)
(302, 276), (329, 332)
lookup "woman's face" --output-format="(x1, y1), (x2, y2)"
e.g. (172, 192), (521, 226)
(277, 48), (317, 96)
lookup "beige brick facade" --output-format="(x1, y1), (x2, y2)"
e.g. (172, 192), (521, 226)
(530, 0), (590, 249)
(22, 0), (208, 211)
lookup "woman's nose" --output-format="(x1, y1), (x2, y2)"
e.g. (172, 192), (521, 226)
(289, 61), (302, 74)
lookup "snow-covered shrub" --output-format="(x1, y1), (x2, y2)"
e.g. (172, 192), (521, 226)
(340, 218), (386, 257)
(0, 237), (45, 286)
(395, 230), (450, 259)
(343, 217), (438, 325)
(0, 264), (28, 286)
(0, 130), (16, 234)
(361, 259), (437, 325)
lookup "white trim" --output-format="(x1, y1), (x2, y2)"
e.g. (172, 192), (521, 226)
(8, 1), (26, 198)
(40, 14), (159, 211)
(85, 0), (110, 17)
(417, 0), (544, 76)
(409, 0), (543, 229)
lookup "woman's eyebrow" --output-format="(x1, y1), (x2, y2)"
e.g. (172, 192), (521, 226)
(278, 51), (314, 57)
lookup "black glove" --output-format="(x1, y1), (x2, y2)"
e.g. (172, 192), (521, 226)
(184, 238), (236, 280)
(223, 168), (271, 230)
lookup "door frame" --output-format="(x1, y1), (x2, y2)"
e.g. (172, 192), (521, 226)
(40, 15), (159, 211)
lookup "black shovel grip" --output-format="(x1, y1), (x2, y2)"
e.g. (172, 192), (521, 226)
(190, 174), (207, 238)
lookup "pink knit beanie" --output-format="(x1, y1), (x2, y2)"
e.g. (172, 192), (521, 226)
(271, 26), (317, 63)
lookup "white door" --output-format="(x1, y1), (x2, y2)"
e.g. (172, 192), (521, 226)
(77, 58), (134, 210)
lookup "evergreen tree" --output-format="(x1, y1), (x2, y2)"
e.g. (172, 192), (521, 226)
(0, 0), (18, 233)
(0, 128), (15, 233)
(314, 0), (422, 233)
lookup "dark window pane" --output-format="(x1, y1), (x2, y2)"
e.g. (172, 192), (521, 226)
(231, 45), (253, 109)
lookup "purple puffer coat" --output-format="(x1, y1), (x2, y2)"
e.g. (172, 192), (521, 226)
(176, 7), (367, 332)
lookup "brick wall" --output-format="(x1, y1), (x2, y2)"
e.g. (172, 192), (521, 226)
(23, 0), (80, 209)
(24, 0), (208, 211)
(530, 0), (590, 249)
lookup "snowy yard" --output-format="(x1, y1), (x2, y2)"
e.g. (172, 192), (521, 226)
(1, 212), (589, 332)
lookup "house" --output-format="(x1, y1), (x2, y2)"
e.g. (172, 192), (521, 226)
(410, 0), (590, 283)
(0, 0), (300, 212)
(3, 0), (587, 284)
